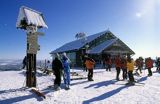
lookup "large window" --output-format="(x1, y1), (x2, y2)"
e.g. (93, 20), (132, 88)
(88, 33), (116, 49)
(67, 52), (76, 64)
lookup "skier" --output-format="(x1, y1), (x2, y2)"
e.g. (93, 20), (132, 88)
(102, 58), (106, 69)
(121, 56), (127, 80)
(115, 55), (121, 81)
(82, 55), (87, 72)
(126, 55), (135, 85)
(105, 55), (112, 71)
(52, 53), (63, 90)
(156, 57), (160, 72)
(145, 57), (153, 76)
(22, 56), (27, 69)
(139, 57), (144, 72)
(135, 57), (143, 75)
(85, 56), (95, 81)
(62, 53), (71, 90)
(44, 60), (51, 74)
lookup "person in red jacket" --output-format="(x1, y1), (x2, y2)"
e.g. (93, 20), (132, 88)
(85, 56), (95, 81)
(115, 55), (121, 80)
(145, 57), (153, 76)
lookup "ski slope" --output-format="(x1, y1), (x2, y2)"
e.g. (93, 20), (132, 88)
(0, 68), (160, 104)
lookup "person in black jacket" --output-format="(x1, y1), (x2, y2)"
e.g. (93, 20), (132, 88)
(52, 53), (63, 90)
(156, 57), (160, 72)
(22, 56), (27, 69)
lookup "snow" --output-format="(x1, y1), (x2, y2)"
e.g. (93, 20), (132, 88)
(0, 68), (160, 104)
(50, 30), (111, 54)
(16, 6), (48, 28)
(0, 63), (8, 66)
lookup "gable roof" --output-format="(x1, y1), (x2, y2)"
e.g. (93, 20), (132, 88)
(50, 30), (110, 54)
(87, 39), (118, 54)
(50, 30), (135, 55)
(16, 6), (48, 29)
(88, 38), (135, 54)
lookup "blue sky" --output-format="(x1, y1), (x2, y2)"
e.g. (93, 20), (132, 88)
(0, 0), (159, 60)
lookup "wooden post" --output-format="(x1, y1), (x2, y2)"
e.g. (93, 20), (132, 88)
(26, 27), (38, 88)
(26, 53), (37, 87)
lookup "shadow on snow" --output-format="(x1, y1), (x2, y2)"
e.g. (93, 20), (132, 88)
(84, 79), (118, 89)
(0, 90), (43, 104)
(83, 76), (148, 104)
(71, 80), (89, 86)
(0, 75), (148, 104)
(0, 87), (27, 95)
(83, 85), (129, 104)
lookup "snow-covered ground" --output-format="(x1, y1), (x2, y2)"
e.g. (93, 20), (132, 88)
(0, 68), (160, 104)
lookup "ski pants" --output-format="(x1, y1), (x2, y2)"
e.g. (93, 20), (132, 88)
(128, 71), (135, 82)
(63, 71), (70, 85)
(54, 71), (61, 86)
(88, 68), (93, 80)
(106, 64), (111, 71)
(122, 68), (127, 80)
(148, 68), (152, 76)
(116, 67), (121, 80)
(136, 66), (142, 73)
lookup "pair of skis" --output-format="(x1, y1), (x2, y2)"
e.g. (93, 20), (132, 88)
(114, 81), (145, 86)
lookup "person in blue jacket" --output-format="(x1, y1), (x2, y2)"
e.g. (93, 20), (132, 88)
(62, 53), (71, 90)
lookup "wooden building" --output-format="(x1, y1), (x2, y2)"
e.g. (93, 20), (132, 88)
(50, 30), (135, 67)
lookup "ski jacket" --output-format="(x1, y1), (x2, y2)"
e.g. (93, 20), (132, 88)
(62, 59), (70, 73)
(115, 57), (121, 68)
(105, 58), (112, 65)
(121, 58), (127, 69)
(146, 59), (153, 68)
(85, 59), (95, 69)
(157, 60), (160, 67)
(127, 60), (135, 71)
(135, 59), (140, 67)
(52, 58), (63, 74)
(23, 56), (27, 64)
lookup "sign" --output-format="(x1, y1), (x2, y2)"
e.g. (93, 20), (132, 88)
(27, 33), (39, 54)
